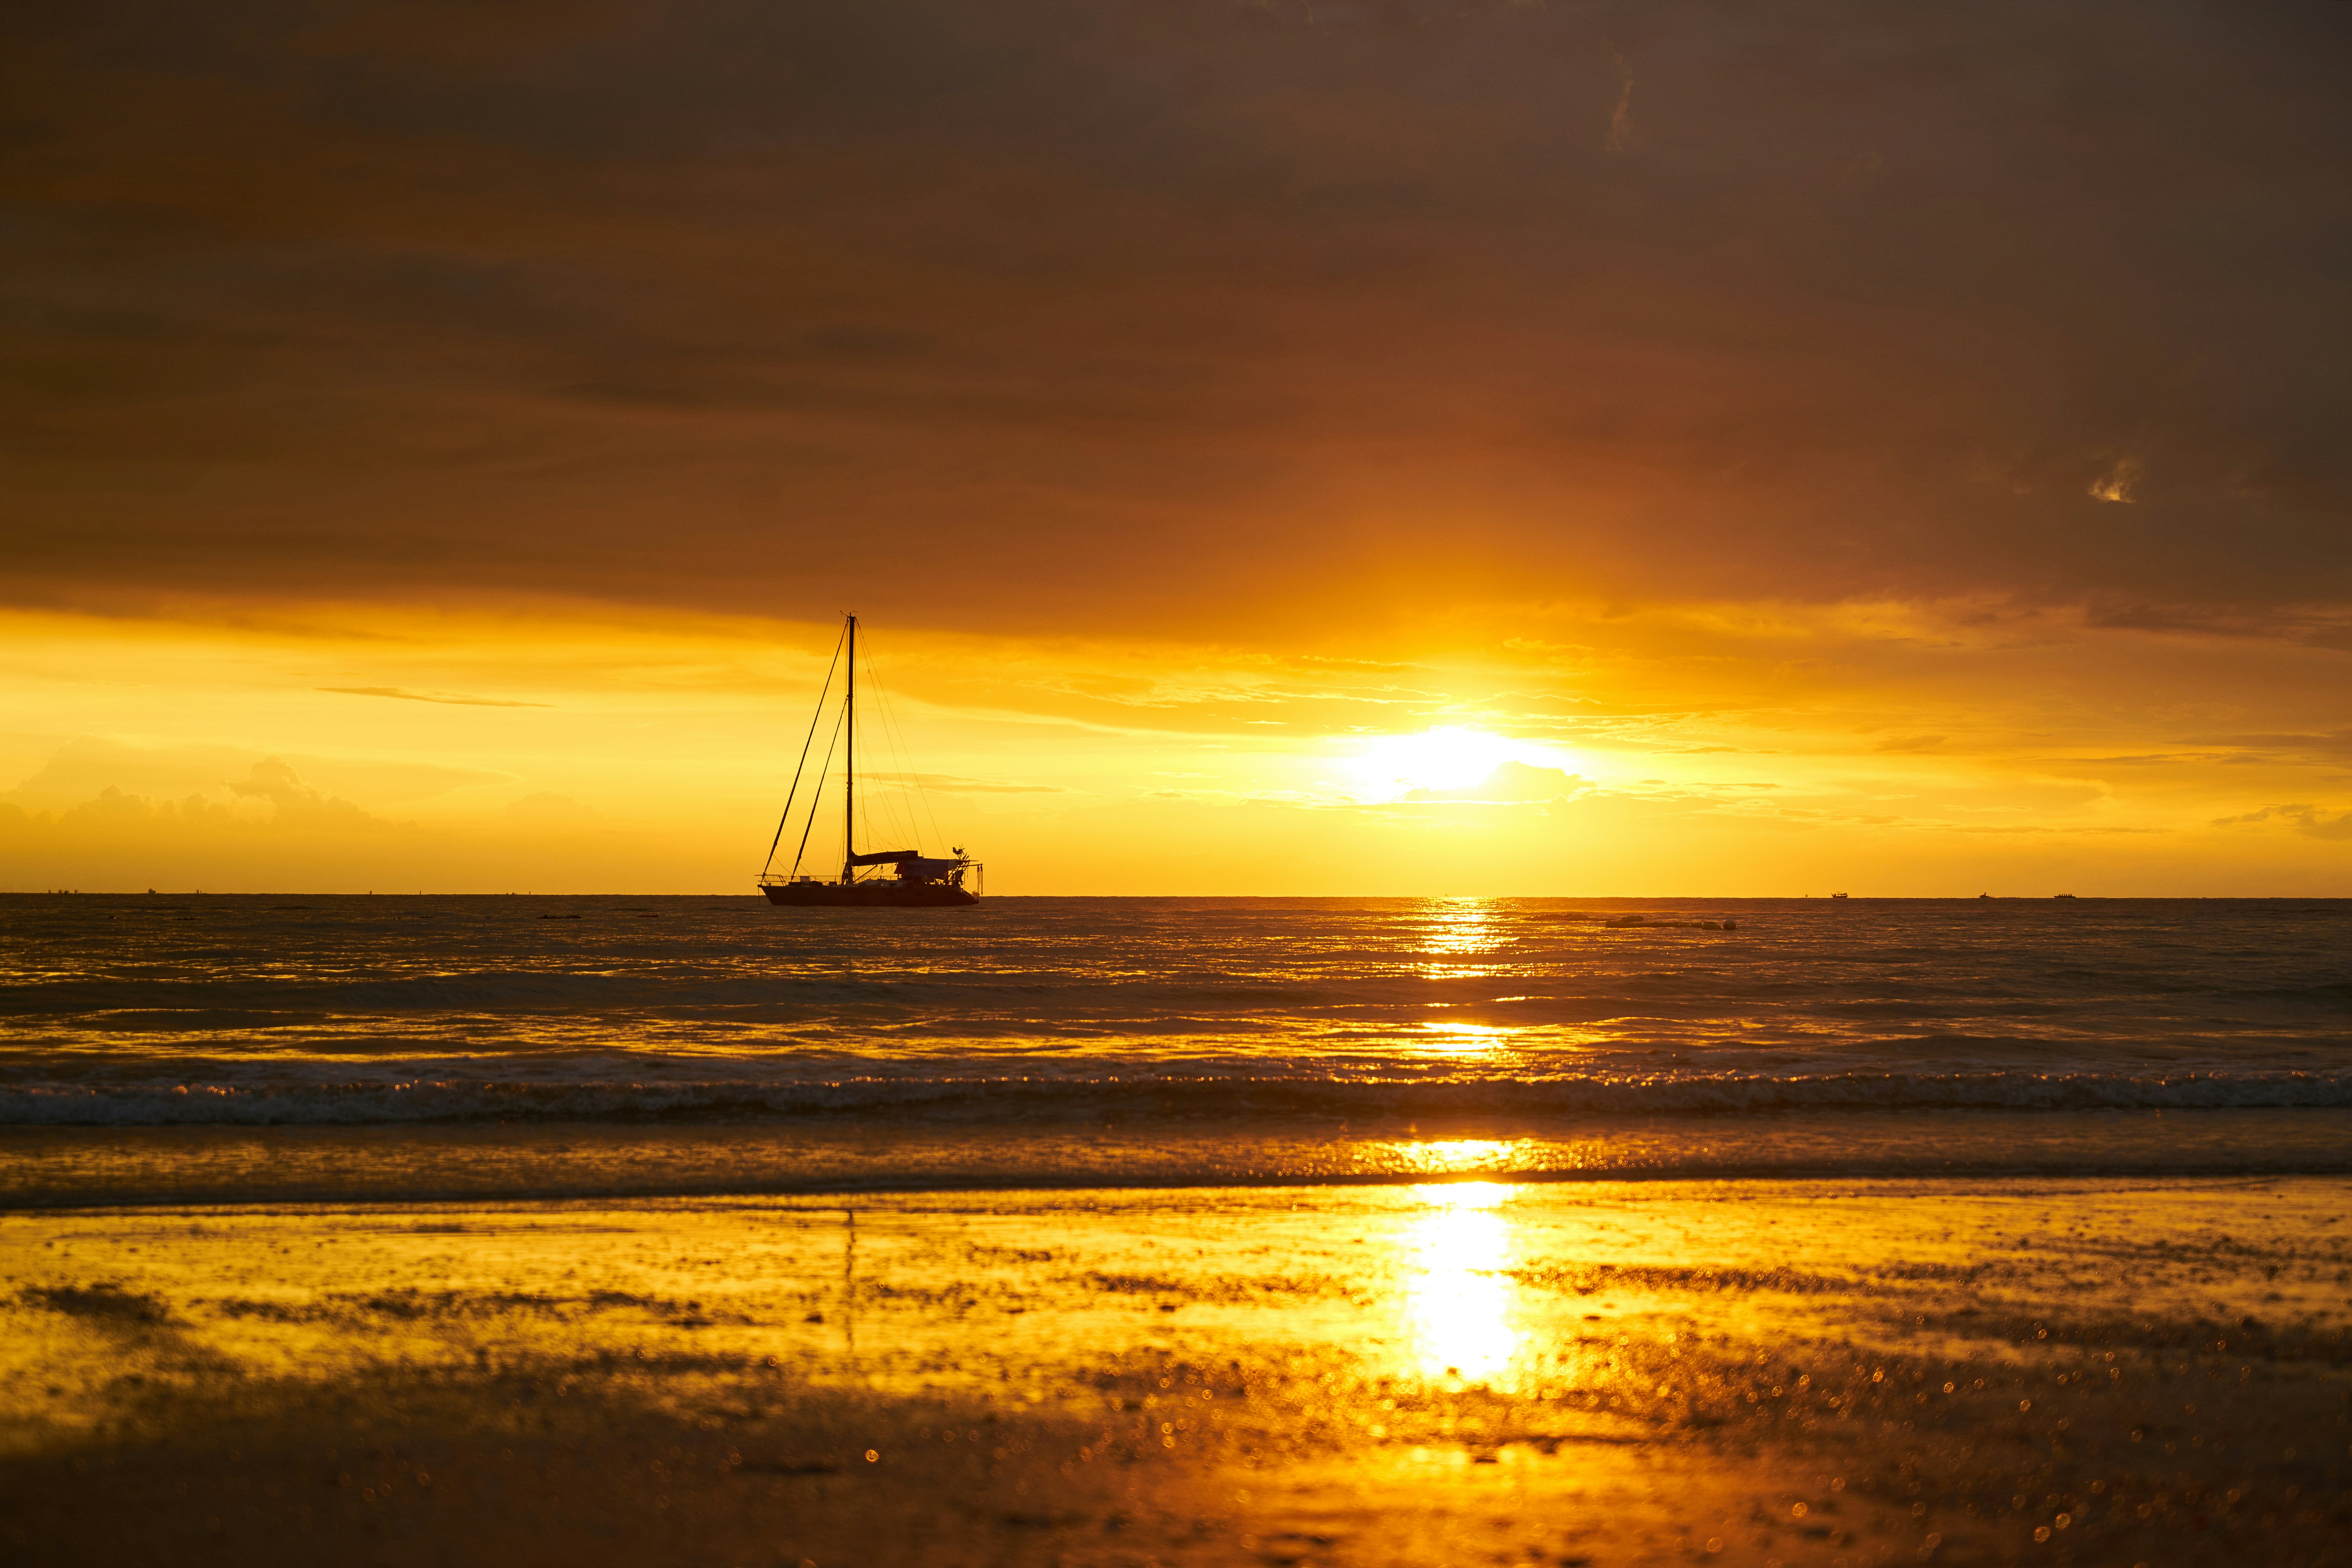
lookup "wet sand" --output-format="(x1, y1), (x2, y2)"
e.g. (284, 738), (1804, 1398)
(5, 1177), (2350, 1566)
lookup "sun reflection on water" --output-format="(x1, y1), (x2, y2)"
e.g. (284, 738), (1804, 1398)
(1400, 1181), (1521, 1386)
(1419, 899), (1509, 980)
(1421, 899), (1502, 955)
(1416, 1021), (1517, 1055)
(1388, 1137), (1528, 1174)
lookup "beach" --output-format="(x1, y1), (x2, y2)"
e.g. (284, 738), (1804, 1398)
(7, 1176), (2349, 1566)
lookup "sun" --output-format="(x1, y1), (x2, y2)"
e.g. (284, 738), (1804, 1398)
(1350, 726), (1522, 795)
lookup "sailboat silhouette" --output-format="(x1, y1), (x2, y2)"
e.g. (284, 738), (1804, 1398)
(756, 614), (982, 908)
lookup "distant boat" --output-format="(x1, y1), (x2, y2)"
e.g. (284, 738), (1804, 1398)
(756, 614), (981, 908)
(1831, 892), (1849, 899)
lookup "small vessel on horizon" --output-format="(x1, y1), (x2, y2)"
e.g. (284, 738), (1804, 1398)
(756, 614), (981, 908)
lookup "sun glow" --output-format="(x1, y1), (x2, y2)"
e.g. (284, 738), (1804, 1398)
(11, 604), (2338, 898)
(1350, 727), (1522, 796)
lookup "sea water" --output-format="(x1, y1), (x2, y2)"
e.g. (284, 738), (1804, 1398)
(3, 894), (2348, 1204)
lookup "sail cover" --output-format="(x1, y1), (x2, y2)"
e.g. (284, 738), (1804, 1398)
(846, 849), (923, 866)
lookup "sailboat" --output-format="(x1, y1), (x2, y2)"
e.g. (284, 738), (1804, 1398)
(756, 614), (983, 907)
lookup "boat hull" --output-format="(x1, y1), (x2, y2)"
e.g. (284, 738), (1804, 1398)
(759, 881), (979, 908)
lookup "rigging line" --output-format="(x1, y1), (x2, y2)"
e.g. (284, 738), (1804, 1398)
(897, 687), (948, 852)
(874, 668), (949, 853)
(893, 698), (945, 852)
(857, 644), (917, 851)
(884, 683), (927, 850)
(789, 702), (848, 880)
(760, 624), (849, 879)
(855, 644), (895, 850)
(865, 645), (945, 853)
(862, 648), (912, 850)
(793, 702), (846, 881)
(870, 711), (915, 850)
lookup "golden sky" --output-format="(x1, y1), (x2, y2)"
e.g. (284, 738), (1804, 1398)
(3, 1), (2348, 893)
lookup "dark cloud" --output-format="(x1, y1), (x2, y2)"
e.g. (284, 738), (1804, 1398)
(3, 0), (2348, 638)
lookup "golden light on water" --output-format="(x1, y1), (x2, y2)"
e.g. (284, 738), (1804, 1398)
(1388, 1138), (1530, 1174)
(1399, 1181), (1522, 1386)
(1420, 898), (1508, 983)
(1420, 899), (1503, 956)
(1415, 1023), (1520, 1064)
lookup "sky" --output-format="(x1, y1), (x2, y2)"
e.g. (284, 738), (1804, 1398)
(3, 0), (2349, 894)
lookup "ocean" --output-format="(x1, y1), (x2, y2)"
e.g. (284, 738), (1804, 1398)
(11, 893), (2352, 1567)
(4, 893), (2349, 1205)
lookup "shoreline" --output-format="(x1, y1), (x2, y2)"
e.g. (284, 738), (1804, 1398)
(6, 1106), (2351, 1210)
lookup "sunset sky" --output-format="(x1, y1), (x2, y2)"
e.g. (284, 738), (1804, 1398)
(5, 0), (2349, 894)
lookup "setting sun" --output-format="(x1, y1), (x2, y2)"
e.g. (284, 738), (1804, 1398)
(1349, 727), (1524, 796)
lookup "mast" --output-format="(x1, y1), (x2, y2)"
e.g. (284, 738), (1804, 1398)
(842, 613), (856, 883)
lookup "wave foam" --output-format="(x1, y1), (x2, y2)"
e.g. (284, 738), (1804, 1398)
(6, 1069), (2351, 1126)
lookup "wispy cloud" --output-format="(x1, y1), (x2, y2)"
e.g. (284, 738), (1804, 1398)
(2212, 803), (2352, 841)
(1605, 52), (1634, 153)
(319, 686), (548, 708)
(2088, 455), (2141, 503)
(858, 771), (1065, 795)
